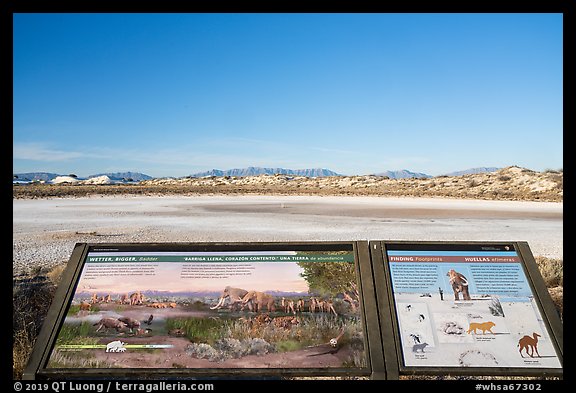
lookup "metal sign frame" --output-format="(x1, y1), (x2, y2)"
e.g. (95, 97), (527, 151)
(370, 240), (563, 378)
(24, 241), (385, 380)
(24, 240), (562, 380)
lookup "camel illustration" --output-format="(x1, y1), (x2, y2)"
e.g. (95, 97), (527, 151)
(518, 332), (541, 358)
(281, 297), (296, 314)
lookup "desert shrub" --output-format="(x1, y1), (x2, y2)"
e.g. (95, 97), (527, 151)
(165, 317), (227, 344)
(342, 334), (368, 368)
(535, 256), (563, 287)
(548, 287), (563, 320)
(224, 313), (363, 355)
(227, 317), (295, 344)
(213, 338), (245, 358)
(13, 274), (56, 379)
(186, 338), (275, 362)
(185, 343), (221, 362)
(275, 339), (301, 353)
(188, 300), (209, 311)
(216, 337), (274, 358)
(245, 337), (276, 356)
(48, 350), (114, 369)
(46, 263), (67, 285)
(55, 322), (96, 344)
(534, 256), (563, 319)
(67, 304), (99, 316)
(13, 327), (34, 379)
(224, 319), (252, 340)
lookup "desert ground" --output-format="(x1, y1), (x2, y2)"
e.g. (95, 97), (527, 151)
(13, 194), (562, 274)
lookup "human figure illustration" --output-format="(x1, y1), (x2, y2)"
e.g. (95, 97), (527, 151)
(439, 287), (444, 301)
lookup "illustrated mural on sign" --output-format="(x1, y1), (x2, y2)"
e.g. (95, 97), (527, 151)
(47, 250), (367, 370)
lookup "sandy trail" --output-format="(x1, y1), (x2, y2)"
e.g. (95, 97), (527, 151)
(13, 195), (562, 273)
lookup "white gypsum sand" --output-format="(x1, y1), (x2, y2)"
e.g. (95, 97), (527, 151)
(13, 195), (562, 273)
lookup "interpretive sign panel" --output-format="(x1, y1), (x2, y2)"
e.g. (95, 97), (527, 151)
(371, 241), (563, 377)
(25, 240), (560, 379)
(25, 242), (384, 379)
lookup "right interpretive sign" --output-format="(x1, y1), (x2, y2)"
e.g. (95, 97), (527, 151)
(371, 241), (563, 377)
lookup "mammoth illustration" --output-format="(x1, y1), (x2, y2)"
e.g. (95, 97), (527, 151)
(447, 269), (471, 300)
(242, 290), (276, 312)
(210, 286), (249, 310)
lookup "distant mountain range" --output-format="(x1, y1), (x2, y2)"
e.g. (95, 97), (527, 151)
(13, 167), (502, 183)
(74, 288), (307, 300)
(371, 167), (501, 179)
(191, 166), (501, 179)
(373, 169), (432, 179)
(13, 172), (61, 182)
(442, 167), (501, 177)
(189, 167), (342, 178)
(89, 172), (154, 182)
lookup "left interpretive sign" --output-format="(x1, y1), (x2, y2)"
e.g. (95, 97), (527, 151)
(24, 241), (385, 379)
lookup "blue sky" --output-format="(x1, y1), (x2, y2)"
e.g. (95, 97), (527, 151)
(13, 13), (563, 177)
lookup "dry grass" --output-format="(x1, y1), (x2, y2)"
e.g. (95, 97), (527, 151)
(13, 270), (57, 379)
(46, 263), (67, 286)
(535, 256), (563, 287)
(534, 256), (563, 319)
